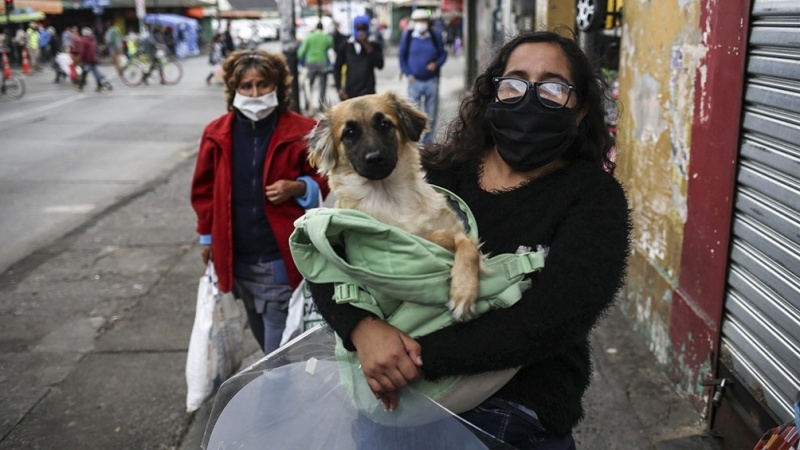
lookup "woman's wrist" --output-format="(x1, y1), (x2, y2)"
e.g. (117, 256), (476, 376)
(295, 180), (307, 197)
(350, 316), (381, 349)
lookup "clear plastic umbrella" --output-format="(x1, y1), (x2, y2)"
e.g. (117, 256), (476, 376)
(202, 325), (514, 449)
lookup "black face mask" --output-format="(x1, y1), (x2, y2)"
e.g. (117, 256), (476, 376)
(484, 90), (579, 172)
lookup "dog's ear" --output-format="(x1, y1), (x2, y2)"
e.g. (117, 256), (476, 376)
(306, 115), (337, 174)
(385, 91), (429, 143)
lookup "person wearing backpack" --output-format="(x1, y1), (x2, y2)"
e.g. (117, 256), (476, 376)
(398, 9), (447, 144)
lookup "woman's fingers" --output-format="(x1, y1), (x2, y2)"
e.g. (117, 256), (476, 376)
(200, 245), (212, 265)
(351, 317), (422, 410)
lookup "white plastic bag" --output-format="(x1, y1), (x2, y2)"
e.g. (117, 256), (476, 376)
(212, 64), (224, 84)
(185, 262), (246, 413)
(279, 280), (324, 346)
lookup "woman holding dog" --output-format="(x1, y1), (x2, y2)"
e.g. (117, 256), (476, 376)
(310, 30), (630, 449)
(191, 49), (329, 355)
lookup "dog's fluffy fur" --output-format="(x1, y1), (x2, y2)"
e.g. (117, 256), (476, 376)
(307, 91), (481, 321)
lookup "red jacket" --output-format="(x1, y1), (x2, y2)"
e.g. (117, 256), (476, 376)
(190, 110), (329, 293)
(77, 36), (98, 64)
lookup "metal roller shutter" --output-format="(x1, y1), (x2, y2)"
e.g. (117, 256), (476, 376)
(720, 0), (800, 424)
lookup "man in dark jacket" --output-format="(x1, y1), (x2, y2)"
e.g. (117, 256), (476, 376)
(222, 21), (235, 55)
(330, 20), (348, 60)
(334, 15), (383, 100)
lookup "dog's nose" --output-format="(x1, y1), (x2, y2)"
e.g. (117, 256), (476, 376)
(364, 151), (384, 165)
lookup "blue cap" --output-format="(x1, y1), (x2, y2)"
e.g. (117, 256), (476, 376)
(353, 15), (370, 33)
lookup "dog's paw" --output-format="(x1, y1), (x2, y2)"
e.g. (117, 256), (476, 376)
(447, 288), (478, 322)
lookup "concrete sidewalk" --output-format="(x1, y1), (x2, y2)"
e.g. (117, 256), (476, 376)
(0, 50), (716, 449)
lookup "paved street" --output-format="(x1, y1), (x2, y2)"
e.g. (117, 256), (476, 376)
(0, 46), (713, 449)
(0, 54), (227, 275)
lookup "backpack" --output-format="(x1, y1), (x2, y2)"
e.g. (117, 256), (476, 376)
(289, 186), (547, 416)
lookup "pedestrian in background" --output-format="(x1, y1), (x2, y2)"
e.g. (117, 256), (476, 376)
(13, 27), (27, 63)
(334, 15), (384, 101)
(104, 21), (123, 74)
(162, 26), (175, 55)
(310, 30), (630, 448)
(38, 25), (51, 64)
(25, 22), (41, 72)
(61, 26), (73, 52)
(47, 26), (66, 83)
(75, 27), (108, 92)
(222, 22), (234, 56)
(191, 49), (330, 355)
(330, 20), (347, 60)
(399, 9), (447, 144)
(297, 22), (333, 113)
(68, 26), (83, 85)
(205, 33), (224, 85)
(46, 26), (60, 60)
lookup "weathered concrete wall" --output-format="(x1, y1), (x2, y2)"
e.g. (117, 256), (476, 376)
(615, 0), (711, 402)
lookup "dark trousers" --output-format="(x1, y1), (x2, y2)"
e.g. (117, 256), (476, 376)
(460, 397), (577, 450)
(231, 259), (291, 355)
(79, 63), (103, 88)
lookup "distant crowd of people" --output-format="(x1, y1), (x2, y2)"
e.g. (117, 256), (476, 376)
(287, 10), (454, 141)
(1, 21), (191, 93)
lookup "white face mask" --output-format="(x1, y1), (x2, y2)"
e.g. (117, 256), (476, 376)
(233, 91), (278, 122)
(413, 22), (429, 34)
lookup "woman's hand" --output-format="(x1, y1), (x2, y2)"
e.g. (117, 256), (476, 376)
(265, 180), (304, 204)
(351, 317), (423, 411)
(200, 245), (212, 265)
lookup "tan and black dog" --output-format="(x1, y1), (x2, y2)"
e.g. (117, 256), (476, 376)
(306, 91), (482, 321)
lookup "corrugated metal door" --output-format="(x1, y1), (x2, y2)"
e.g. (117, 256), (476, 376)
(720, 0), (800, 424)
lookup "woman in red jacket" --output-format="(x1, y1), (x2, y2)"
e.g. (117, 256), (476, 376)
(191, 49), (329, 354)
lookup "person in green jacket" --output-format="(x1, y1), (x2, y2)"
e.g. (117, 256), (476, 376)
(297, 22), (333, 114)
(104, 22), (123, 75)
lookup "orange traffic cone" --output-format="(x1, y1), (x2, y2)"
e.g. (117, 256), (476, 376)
(22, 49), (31, 75)
(2, 52), (11, 78)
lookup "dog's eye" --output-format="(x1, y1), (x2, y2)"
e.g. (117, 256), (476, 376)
(343, 127), (357, 140)
(379, 120), (393, 131)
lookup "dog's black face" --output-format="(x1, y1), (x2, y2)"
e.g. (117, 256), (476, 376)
(306, 91), (430, 179)
(341, 112), (400, 180)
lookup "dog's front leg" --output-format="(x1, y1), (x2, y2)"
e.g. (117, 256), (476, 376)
(447, 232), (480, 322)
(427, 229), (456, 251)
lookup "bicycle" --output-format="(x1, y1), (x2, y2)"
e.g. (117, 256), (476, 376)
(1, 48), (26, 100)
(120, 45), (183, 87)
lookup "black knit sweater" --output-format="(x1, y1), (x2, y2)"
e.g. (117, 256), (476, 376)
(309, 159), (631, 436)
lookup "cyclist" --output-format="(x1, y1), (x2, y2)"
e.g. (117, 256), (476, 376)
(138, 33), (167, 84)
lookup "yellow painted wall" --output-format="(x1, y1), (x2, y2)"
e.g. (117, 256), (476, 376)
(535, 0), (574, 29)
(615, 0), (706, 389)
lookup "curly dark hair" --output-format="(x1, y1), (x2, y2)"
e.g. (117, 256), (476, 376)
(222, 49), (292, 114)
(424, 29), (617, 173)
